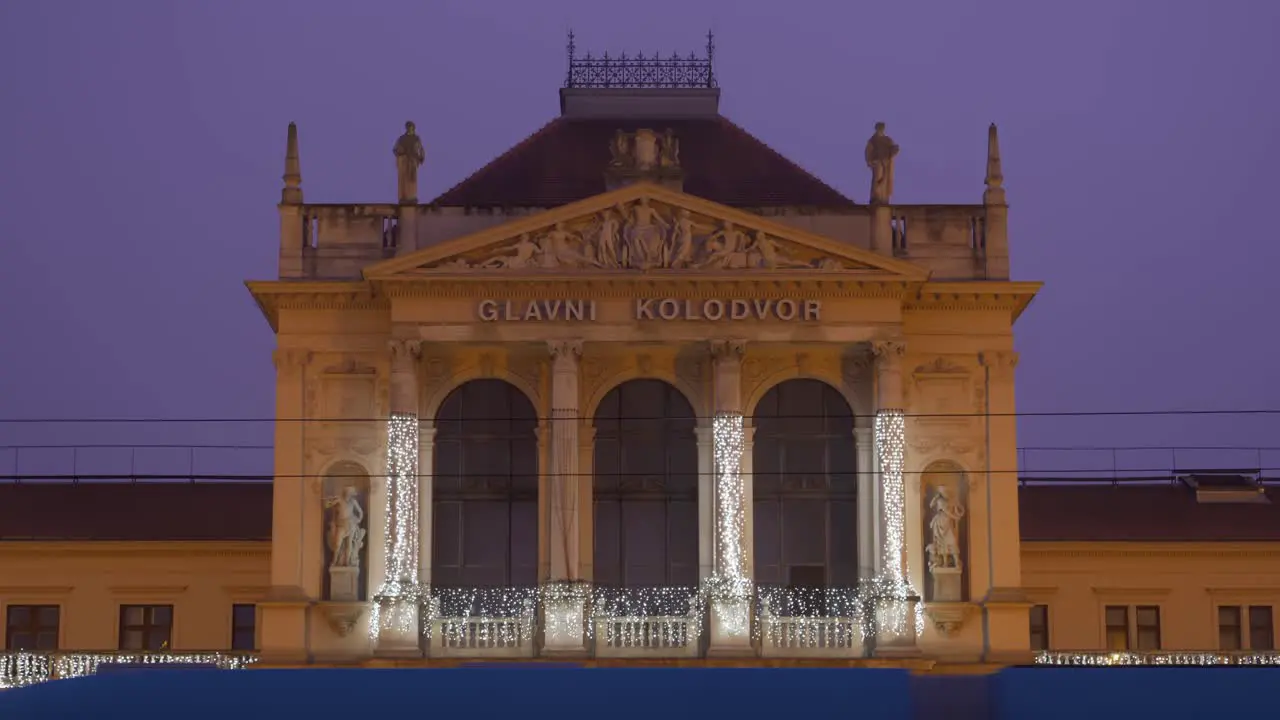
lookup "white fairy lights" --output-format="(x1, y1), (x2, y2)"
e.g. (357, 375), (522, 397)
(370, 412), (422, 641)
(1037, 651), (1280, 666)
(871, 408), (923, 639)
(0, 652), (255, 689)
(711, 412), (748, 584)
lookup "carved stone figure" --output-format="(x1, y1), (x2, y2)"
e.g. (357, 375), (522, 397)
(393, 121), (427, 203)
(423, 200), (847, 272)
(624, 197), (670, 270)
(925, 485), (965, 571)
(480, 234), (540, 269)
(660, 128), (680, 168)
(865, 122), (899, 204)
(610, 130), (631, 167)
(325, 486), (366, 569)
(632, 129), (659, 170)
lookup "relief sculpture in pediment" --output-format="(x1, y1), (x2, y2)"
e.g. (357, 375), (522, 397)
(425, 200), (848, 272)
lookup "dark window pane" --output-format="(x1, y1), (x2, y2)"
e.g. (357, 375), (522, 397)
(6, 607), (30, 626)
(751, 379), (858, 597)
(1029, 604), (1049, 651)
(1135, 606), (1160, 650)
(1250, 606), (1274, 651)
(433, 380), (539, 589)
(1219, 606), (1242, 650)
(35, 631), (58, 650)
(36, 607), (59, 627)
(593, 380), (698, 588)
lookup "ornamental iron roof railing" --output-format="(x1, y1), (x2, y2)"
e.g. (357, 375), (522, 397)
(564, 30), (716, 89)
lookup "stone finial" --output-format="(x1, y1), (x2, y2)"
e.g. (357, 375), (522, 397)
(984, 123), (1006, 205)
(281, 122), (303, 205)
(393, 121), (426, 205)
(865, 122), (899, 204)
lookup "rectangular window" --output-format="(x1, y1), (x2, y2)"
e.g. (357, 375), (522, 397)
(1250, 606), (1274, 651)
(1104, 605), (1129, 650)
(1135, 605), (1161, 650)
(4, 605), (60, 651)
(1029, 604), (1049, 651)
(1219, 606), (1243, 650)
(119, 605), (173, 651)
(231, 604), (256, 651)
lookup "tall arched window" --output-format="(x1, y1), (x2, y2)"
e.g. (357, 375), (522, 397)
(432, 379), (538, 588)
(593, 379), (698, 590)
(752, 379), (857, 598)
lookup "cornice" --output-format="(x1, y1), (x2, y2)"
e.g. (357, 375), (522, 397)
(908, 281), (1042, 319)
(108, 584), (190, 596)
(1022, 541), (1280, 560)
(374, 277), (917, 300)
(0, 541), (270, 559)
(0, 585), (74, 595)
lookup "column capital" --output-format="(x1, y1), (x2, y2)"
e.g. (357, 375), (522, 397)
(388, 338), (422, 365)
(709, 338), (747, 362)
(979, 350), (1019, 379)
(272, 348), (312, 372)
(547, 339), (584, 362)
(870, 338), (906, 364)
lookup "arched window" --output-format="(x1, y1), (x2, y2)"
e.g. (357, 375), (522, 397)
(432, 379), (538, 588)
(752, 379), (857, 599)
(593, 379), (698, 590)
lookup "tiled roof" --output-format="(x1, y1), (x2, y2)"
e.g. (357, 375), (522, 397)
(0, 483), (272, 541)
(1018, 483), (1280, 542)
(3, 481), (1278, 544)
(429, 117), (859, 210)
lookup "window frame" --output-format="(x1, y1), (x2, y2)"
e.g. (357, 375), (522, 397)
(3, 604), (61, 651)
(230, 603), (258, 651)
(1029, 604), (1050, 651)
(117, 604), (175, 652)
(1218, 605), (1244, 651)
(1248, 605), (1275, 651)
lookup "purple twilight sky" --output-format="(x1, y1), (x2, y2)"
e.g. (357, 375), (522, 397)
(1, 0), (1278, 480)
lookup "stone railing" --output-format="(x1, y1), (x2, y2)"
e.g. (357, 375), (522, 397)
(426, 617), (537, 658)
(1036, 650), (1280, 666)
(890, 204), (997, 279)
(593, 615), (701, 658)
(297, 204), (400, 279)
(0, 650), (257, 690)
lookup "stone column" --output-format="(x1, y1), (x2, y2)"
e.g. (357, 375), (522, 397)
(696, 424), (715, 581)
(417, 421), (436, 591)
(260, 348), (310, 662)
(871, 339), (918, 654)
(543, 340), (587, 653)
(707, 339), (752, 655)
(854, 427), (877, 581)
(374, 338), (422, 656)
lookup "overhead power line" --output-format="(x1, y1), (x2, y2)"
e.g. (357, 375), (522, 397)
(4, 409), (1280, 423)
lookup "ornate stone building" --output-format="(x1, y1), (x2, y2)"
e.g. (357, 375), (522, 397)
(4, 45), (1279, 687)
(245, 45), (1036, 665)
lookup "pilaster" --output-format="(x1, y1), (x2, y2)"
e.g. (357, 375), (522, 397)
(261, 348), (311, 662)
(544, 339), (588, 653)
(854, 426), (877, 581)
(374, 337), (423, 656)
(706, 339), (753, 655)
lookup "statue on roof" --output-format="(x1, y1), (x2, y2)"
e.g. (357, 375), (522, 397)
(660, 128), (680, 168)
(393, 121), (426, 204)
(865, 122), (899, 204)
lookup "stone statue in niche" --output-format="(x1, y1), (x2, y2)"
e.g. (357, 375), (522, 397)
(864, 122), (899, 204)
(925, 483), (966, 603)
(424, 200), (848, 272)
(393, 121), (426, 204)
(324, 486), (366, 602)
(660, 128), (680, 168)
(610, 129), (631, 167)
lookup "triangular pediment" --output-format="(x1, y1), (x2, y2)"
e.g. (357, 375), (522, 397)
(364, 183), (929, 280)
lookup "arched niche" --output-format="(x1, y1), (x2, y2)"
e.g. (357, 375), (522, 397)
(432, 379), (539, 589)
(920, 460), (970, 603)
(752, 378), (857, 613)
(321, 460), (371, 602)
(592, 379), (699, 608)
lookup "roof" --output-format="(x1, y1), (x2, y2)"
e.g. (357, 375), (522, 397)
(429, 116), (858, 210)
(2, 481), (1278, 544)
(0, 483), (272, 541)
(1018, 483), (1280, 542)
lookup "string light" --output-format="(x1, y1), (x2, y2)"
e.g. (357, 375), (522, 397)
(1038, 651), (1280, 666)
(0, 652), (255, 689)
(370, 412), (422, 641)
(872, 408), (923, 639)
(593, 586), (703, 649)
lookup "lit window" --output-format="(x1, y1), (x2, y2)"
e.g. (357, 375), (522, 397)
(1104, 605), (1129, 650)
